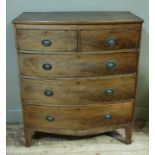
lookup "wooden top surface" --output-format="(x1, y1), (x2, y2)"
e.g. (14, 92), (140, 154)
(13, 12), (143, 25)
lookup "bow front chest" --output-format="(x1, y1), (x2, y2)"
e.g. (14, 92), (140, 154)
(13, 12), (143, 146)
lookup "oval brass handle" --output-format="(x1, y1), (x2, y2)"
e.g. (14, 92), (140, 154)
(42, 39), (52, 47)
(104, 113), (112, 121)
(105, 38), (116, 48)
(105, 88), (113, 95)
(42, 63), (52, 70)
(106, 61), (116, 69)
(44, 90), (54, 97)
(45, 115), (55, 122)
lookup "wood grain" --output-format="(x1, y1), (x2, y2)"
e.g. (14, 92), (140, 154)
(80, 29), (141, 51)
(15, 24), (142, 30)
(16, 29), (77, 52)
(13, 12), (143, 25)
(21, 76), (136, 105)
(19, 52), (138, 78)
(23, 101), (133, 130)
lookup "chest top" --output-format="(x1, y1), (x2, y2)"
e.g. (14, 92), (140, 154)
(13, 12), (143, 25)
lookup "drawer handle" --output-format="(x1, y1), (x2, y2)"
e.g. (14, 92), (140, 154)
(105, 38), (116, 48)
(42, 63), (52, 70)
(44, 90), (54, 97)
(46, 115), (55, 122)
(105, 88), (113, 95)
(104, 113), (112, 121)
(42, 39), (52, 47)
(106, 61), (116, 70)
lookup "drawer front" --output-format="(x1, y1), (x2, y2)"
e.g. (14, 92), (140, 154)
(23, 102), (133, 130)
(80, 29), (140, 51)
(21, 76), (135, 105)
(19, 52), (138, 78)
(16, 29), (77, 52)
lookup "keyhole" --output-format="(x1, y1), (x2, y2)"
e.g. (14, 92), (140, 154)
(44, 31), (48, 35)
(76, 81), (80, 85)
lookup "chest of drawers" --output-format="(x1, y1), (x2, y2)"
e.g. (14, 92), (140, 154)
(13, 12), (143, 147)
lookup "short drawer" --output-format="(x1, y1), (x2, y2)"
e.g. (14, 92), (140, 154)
(21, 76), (136, 105)
(19, 52), (138, 78)
(80, 29), (141, 51)
(16, 29), (77, 52)
(23, 101), (133, 130)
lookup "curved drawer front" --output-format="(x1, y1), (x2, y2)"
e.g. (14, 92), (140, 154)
(19, 52), (138, 78)
(80, 29), (140, 51)
(21, 76), (135, 105)
(23, 102), (133, 130)
(16, 29), (77, 52)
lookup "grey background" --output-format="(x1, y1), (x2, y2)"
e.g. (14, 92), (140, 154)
(6, 0), (149, 122)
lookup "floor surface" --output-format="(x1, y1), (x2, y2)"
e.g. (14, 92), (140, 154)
(6, 122), (149, 155)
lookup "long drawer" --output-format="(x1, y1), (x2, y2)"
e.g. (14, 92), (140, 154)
(16, 29), (77, 52)
(19, 52), (138, 78)
(21, 76), (136, 105)
(80, 29), (141, 51)
(23, 101), (133, 130)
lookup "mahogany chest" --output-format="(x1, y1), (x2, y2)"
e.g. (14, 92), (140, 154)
(13, 12), (143, 146)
